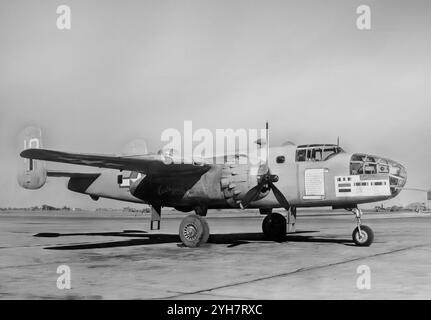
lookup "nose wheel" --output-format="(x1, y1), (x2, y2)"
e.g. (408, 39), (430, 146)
(351, 208), (374, 246)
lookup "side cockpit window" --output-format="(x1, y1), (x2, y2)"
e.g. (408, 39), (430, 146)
(296, 149), (306, 161)
(296, 145), (343, 162)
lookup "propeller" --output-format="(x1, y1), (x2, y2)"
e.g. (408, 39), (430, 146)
(240, 122), (290, 211)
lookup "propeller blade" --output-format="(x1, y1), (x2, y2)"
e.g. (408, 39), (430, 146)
(269, 181), (290, 211)
(240, 183), (264, 209)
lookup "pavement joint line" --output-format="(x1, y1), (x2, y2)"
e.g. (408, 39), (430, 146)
(194, 292), (253, 299)
(158, 243), (430, 299)
(160, 291), (252, 300)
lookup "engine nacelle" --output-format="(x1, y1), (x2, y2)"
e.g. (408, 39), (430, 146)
(17, 126), (47, 189)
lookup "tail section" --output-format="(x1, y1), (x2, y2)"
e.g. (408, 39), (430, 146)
(17, 126), (47, 189)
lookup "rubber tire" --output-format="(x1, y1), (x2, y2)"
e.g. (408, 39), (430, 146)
(352, 225), (374, 247)
(179, 214), (210, 247)
(262, 212), (287, 240)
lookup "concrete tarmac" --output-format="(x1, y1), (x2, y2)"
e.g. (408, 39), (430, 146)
(0, 210), (430, 299)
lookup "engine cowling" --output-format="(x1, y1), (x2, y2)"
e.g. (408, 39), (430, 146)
(17, 126), (47, 189)
(220, 163), (269, 207)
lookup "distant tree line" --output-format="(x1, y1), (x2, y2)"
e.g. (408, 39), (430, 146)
(0, 205), (82, 211)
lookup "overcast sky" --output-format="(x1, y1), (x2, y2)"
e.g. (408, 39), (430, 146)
(0, 0), (430, 209)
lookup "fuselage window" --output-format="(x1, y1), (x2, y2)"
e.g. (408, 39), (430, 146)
(276, 156), (285, 163)
(296, 150), (306, 161)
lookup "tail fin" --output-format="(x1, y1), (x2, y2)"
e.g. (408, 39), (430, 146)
(17, 126), (47, 189)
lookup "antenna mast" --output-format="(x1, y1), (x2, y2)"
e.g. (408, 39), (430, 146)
(266, 121), (269, 166)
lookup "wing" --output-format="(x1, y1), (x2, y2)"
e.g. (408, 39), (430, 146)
(21, 149), (211, 177)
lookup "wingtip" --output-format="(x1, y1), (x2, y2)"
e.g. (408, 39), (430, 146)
(20, 149), (30, 158)
(20, 148), (40, 158)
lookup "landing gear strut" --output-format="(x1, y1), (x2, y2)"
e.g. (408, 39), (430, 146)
(179, 214), (210, 247)
(351, 208), (374, 246)
(150, 204), (161, 230)
(194, 205), (208, 216)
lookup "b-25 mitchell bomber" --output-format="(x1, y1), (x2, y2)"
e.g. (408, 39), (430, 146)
(18, 124), (407, 248)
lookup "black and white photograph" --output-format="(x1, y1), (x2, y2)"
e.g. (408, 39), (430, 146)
(0, 0), (430, 306)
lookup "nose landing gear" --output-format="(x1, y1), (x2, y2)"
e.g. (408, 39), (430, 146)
(351, 208), (374, 246)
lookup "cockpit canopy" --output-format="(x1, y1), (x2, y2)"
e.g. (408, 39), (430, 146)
(296, 144), (344, 162)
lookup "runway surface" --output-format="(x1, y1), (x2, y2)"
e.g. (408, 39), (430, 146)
(0, 210), (430, 299)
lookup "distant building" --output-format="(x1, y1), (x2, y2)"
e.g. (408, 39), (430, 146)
(41, 204), (57, 211)
(406, 202), (427, 212)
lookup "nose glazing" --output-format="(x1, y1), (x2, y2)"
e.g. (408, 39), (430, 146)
(350, 153), (407, 196)
(387, 160), (407, 195)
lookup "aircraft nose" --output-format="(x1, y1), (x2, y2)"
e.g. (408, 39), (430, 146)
(350, 153), (407, 196)
(386, 159), (407, 194)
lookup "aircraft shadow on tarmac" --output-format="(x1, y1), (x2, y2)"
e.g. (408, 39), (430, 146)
(34, 230), (355, 250)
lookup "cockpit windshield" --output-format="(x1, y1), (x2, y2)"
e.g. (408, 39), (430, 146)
(296, 144), (344, 162)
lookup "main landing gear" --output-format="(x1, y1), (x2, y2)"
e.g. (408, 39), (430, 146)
(177, 205), (210, 247)
(179, 214), (210, 247)
(262, 212), (287, 240)
(150, 203), (210, 247)
(261, 207), (296, 240)
(351, 208), (374, 246)
(174, 206), (374, 247)
(177, 211), (289, 247)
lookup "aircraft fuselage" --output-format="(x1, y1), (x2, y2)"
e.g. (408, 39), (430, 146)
(68, 144), (407, 211)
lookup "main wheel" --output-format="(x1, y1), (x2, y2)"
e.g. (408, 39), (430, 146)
(262, 212), (287, 240)
(352, 225), (374, 246)
(179, 214), (210, 247)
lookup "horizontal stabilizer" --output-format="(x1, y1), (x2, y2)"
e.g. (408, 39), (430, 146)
(47, 171), (101, 179)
